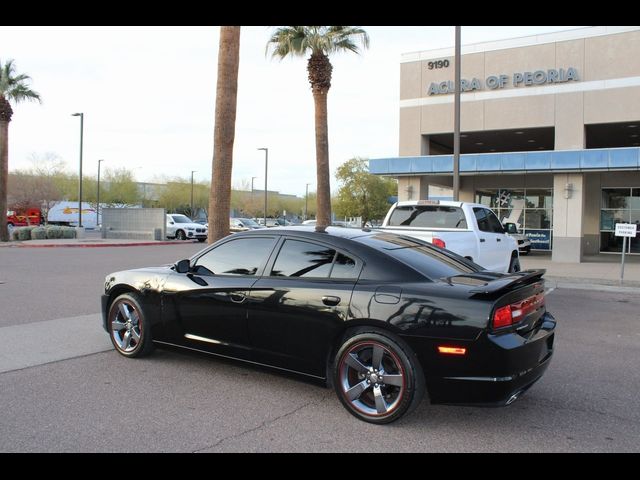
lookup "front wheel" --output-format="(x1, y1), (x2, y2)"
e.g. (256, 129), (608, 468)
(107, 293), (154, 358)
(175, 230), (186, 241)
(333, 329), (425, 424)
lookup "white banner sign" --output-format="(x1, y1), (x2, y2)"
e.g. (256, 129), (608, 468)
(615, 223), (637, 237)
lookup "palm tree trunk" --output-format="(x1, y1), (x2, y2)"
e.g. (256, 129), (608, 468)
(209, 26), (241, 243)
(313, 90), (331, 229)
(0, 119), (9, 242)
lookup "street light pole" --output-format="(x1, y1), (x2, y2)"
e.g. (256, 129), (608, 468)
(453, 26), (461, 201)
(97, 159), (104, 228)
(72, 113), (84, 227)
(305, 183), (311, 221)
(258, 148), (268, 226)
(190, 170), (197, 219)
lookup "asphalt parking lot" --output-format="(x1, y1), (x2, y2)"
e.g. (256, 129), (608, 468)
(1, 245), (639, 452)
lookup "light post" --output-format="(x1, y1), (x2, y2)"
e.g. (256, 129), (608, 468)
(71, 113), (84, 227)
(97, 159), (104, 227)
(251, 176), (258, 217)
(190, 170), (197, 219)
(304, 183), (311, 221)
(453, 26), (461, 201)
(257, 148), (268, 226)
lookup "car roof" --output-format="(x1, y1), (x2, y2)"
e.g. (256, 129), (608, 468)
(264, 225), (374, 240)
(395, 200), (488, 209)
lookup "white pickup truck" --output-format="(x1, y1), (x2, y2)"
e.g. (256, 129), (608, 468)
(377, 200), (520, 273)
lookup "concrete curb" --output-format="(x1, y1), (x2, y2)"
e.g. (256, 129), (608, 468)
(545, 277), (640, 294)
(14, 241), (183, 248)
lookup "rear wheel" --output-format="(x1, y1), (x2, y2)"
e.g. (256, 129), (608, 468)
(333, 329), (425, 424)
(509, 254), (521, 273)
(107, 293), (154, 358)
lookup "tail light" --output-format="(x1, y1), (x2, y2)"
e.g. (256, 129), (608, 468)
(492, 293), (545, 329)
(432, 237), (446, 249)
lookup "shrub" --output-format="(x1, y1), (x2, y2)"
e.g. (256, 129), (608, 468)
(31, 227), (47, 240)
(45, 226), (63, 239)
(17, 227), (36, 241)
(61, 226), (77, 239)
(11, 228), (20, 241)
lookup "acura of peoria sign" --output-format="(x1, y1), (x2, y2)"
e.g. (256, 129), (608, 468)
(427, 67), (579, 95)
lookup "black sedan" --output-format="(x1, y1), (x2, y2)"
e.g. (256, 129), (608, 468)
(101, 227), (556, 424)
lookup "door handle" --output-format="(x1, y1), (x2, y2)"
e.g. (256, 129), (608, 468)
(496, 238), (502, 242)
(479, 238), (486, 243)
(322, 295), (341, 306)
(229, 292), (246, 303)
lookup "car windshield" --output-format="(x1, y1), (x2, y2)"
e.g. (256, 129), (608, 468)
(171, 215), (192, 224)
(239, 218), (260, 227)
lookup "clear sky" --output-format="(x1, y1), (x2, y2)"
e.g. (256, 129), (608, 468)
(1, 26), (582, 196)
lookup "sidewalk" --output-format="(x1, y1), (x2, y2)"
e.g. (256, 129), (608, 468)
(521, 251), (640, 292)
(0, 230), (196, 248)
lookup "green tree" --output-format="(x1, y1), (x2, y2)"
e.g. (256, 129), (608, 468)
(209, 26), (241, 242)
(101, 167), (140, 207)
(334, 157), (397, 226)
(267, 26), (369, 229)
(0, 59), (41, 241)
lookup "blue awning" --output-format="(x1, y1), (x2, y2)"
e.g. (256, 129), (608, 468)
(369, 147), (640, 175)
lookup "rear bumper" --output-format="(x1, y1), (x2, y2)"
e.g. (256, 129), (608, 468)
(406, 313), (556, 405)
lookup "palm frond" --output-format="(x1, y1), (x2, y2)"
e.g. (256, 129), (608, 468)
(266, 25), (369, 59)
(0, 58), (41, 104)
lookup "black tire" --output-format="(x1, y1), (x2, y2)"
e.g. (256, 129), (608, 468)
(107, 293), (155, 358)
(175, 230), (186, 241)
(333, 328), (425, 424)
(509, 254), (521, 273)
(198, 238), (206, 243)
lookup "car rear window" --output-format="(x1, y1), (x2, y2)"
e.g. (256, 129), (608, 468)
(387, 205), (467, 229)
(357, 234), (479, 280)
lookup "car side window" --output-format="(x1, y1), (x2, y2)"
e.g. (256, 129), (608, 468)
(330, 253), (360, 279)
(473, 207), (491, 233)
(485, 209), (505, 234)
(271, 239), (336, 278)
(193, 237), (276, 276)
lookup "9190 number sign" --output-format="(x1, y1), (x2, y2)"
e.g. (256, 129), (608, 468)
(428, 59), (450, 70)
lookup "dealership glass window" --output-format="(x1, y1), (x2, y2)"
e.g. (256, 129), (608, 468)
(600, 188), (640, 253)
(474, 188), (553, 250)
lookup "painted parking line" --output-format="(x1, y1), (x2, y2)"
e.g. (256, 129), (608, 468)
(0, 314), (113, 374)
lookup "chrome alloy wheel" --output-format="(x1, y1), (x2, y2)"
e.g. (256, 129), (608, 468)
(110, 300), (142, 353)
(338, 341), (406, 417)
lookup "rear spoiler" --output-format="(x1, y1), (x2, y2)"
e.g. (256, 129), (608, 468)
(442, 269), (546, 295)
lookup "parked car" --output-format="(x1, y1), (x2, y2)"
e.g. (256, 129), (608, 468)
(301, 220), (350, 227)
(166, 214), (208, 242)
(504, 222), (532, 255)
(230, 217), (266, 232)
(101, 226), (555, 424)
(377, 200), (520, 273)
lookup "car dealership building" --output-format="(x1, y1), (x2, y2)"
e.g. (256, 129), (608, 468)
(369, 26), (640, 262)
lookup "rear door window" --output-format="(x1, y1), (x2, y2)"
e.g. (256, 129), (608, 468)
(271, 239), (336, 278)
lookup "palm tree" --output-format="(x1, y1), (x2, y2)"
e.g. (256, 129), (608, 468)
(267, 26), (369, 229)
(1, 59), (41, 241)
(209, 27), (241, 243)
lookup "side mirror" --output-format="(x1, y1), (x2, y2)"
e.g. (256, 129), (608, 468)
(503, 222), (518, 234)
(175, 259), (191, 273)
(169, 221), (175, 225)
